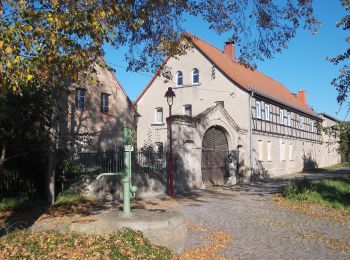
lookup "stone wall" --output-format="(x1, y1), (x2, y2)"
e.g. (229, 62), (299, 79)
(67, 171), (167, 200)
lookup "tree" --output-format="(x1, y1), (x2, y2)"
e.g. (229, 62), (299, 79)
(1, 0), (319, 93)
(329, 0), (350, 108)
(0, 0), (319, 203)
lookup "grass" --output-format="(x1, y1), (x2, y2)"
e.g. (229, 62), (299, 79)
(304, 162), (350, 173)
(282, 176), (350, 211)
(55, 192), (90, 206)
(0, 192), (90, 212)
(0, 196), (46, 212)
(0, 228), (173, 259)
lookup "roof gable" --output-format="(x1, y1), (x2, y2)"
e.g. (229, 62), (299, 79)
(135, 32), (320, 119)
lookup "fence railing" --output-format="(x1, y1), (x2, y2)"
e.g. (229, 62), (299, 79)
(65, 150), (167, 176)
(0, 170), (41, 198)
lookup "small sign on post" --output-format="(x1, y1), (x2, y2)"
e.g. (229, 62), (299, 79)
(124, 145), (134, 152)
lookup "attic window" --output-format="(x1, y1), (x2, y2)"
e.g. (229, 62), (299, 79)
(192, 68), (199, 85)
(177, 71), (183, 86)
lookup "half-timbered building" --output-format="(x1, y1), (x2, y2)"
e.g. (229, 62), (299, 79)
(134, 33), (340, 190)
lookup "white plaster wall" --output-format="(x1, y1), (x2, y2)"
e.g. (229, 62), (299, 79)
(136, 46), (250, 150)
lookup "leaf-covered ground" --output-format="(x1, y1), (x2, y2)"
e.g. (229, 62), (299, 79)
(0, 228), (173, 259)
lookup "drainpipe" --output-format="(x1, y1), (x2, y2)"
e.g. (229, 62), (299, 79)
(249, 90), (254, 181)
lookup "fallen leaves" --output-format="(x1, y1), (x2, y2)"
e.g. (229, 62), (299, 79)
(0, 228), (173, 259)
(298, 229), (350, 252)
(274, 195), (350, 225)
(180, 230), (231, 260)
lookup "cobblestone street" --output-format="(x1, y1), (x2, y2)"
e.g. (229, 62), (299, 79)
(175, 170), (350, 259)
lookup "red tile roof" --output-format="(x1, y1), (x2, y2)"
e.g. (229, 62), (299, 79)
(135, 32), (320, 119)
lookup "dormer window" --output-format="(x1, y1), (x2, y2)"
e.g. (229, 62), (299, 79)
(176, 71), (183, 86)
(192, 68), (199, 85)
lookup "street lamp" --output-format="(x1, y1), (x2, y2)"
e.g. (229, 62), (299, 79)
(164, 87), (176, 196)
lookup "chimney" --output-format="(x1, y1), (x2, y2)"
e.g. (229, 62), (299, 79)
(224, 40), (236, 62)
(296, 90), (307, 105)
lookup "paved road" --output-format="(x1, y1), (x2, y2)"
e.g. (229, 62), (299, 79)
(174, 169), (350, 259)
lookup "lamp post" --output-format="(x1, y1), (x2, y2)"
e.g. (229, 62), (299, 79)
(165, 87), (176, 196)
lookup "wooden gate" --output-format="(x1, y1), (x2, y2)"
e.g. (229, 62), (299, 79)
(201, 126), (229, 186)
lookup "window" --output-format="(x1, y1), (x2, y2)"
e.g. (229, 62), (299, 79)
(100, 93), (109, 113)
(279, 109), (284, 125)
(311, 121), (314, 133)
(215, 101), (224, 108)
(258, 140), (264, 161)
(287, 112), (291, 126)
(184, 104), (192, 117)
(267, 141), (272, 161)
(300, 116), (304, 130)
(155, 107), (163, 123)
(265, 104), (270, 121)
(289, 144), (293, 161)
(176, 71), (183, 86)
(192, 68), (199, 85)
(256, 101), (261, 119)
(75, 88), (86, 111)
(281, 142), (286, 161)
(155, 142), (164, 159)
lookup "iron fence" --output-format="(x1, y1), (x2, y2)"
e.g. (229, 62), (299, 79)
(0, 170), (41, 198)
(62, 150), (167, 176)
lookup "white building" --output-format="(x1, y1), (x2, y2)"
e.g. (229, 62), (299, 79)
(134, 33), (340, 191)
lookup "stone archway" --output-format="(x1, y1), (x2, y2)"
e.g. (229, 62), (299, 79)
(201, 126), (229, 186)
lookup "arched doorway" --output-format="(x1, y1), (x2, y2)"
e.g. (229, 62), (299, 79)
(201, 126), (229, 186)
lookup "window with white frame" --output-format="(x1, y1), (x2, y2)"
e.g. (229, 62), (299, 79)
(280, 142), (286, 161)
(192, 68), (199, 85)
(289, 143), (293, 161)
(155, 107), (163, 123)
(183, 104), (192, 117)
(287, 112), (291, 126)
(267, 141), (272, 161)
(300, 116), (304, 129)
(100, 93), (109, 113)
(75, 88), (86, 111)
(311, 121), (314, 133)
(265, 104), (270, 121)
(280, 109), (284, 125)
(258, 140), (263, 161)
(176, 71), (183, 86)
(256, 101), (261, 119)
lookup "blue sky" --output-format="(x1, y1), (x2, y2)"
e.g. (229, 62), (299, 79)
(104, 1), (348, 120)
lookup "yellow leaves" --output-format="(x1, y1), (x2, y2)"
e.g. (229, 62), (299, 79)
(51, 38), (56, 45)
(5, 46), (13, 55)
(6, 61), (12, 68)
(12, 85), (17, 92)
(14, 56), (21, 63)
(100, 11), (106, 18)
(27, 74), (33, 81)
(0, 41), (3, 49)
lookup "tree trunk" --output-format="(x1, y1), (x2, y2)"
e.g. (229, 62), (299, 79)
(46, 112), (58, 205)
(0, 143), (6, 176)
